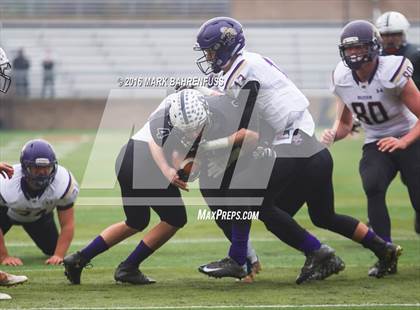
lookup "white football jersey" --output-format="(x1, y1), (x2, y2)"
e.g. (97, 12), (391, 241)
(214, 50), (315, 145)
(0, 164), (79, 223)
(131, 96), (169, 142)
(332, 55), (417, 144)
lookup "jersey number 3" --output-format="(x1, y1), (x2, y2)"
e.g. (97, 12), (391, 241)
(351, 101), (389, 125)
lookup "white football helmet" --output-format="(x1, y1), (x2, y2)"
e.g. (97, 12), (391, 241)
(169, 89), (210, 134)
(0, 47), (11, 93)
(375, 11), (410, 35)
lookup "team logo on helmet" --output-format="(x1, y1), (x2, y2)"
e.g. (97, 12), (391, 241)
(220, 27), (238, 46)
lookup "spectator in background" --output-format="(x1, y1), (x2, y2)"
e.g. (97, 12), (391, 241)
(41, 52), (55, 98)
(376, 11), (420, 89)
(12, 48), (30, 97)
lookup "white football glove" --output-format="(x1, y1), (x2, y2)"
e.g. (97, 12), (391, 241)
(207, 157), (228, 178)
(252, 146), (277, 159)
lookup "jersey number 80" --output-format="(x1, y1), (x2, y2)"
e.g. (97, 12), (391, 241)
(351, 101), (389, 125)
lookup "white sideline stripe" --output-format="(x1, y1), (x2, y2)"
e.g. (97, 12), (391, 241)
(6, 236), (419, 247)
(5, 303), (420, 310)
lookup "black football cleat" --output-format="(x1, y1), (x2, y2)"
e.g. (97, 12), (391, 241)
(296, 244), (340, 284)
(368, 243), (402, 278)
(312, 254), (345, 281)
(114, 262), (156, 285)
(63, 252), (91, 285)
(198, 257), (247, 279)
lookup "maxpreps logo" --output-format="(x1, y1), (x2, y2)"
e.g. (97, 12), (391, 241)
(197, 209), (259, 221)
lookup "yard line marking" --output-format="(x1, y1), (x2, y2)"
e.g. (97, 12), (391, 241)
(5, 303), (420, 310)
(6, 236), (419, 247)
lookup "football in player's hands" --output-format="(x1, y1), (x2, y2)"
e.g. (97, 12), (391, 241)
(177, 157), (200, 182)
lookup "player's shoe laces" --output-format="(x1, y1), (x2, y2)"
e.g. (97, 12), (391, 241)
(368, 243), (402, 278)
(114, 262), (156, 285)
(63, 252), (91, 284)
(0, 271), (28, 286)
(296, 244), (343, 284)
(0, 292), (11, 300)
(198, 257), (247, 279)
(415, 213), (420, 234)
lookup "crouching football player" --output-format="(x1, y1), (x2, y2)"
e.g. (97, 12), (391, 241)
(0, 140), (77, 266)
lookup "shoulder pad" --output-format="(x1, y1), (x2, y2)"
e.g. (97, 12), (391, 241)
(379, 56), (413, 89)
(53, 165), (73, 198)
(331, 61), (353, 88)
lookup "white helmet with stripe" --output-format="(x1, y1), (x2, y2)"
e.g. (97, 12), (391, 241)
(169, 89), (210, 133)
(375, 11), (410, 35)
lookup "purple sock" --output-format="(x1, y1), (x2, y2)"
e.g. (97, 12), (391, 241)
(123, 241), (154, 268)
(299, 232), (321, 256)
(80, 235), (109, 260)
(360, 230), (391, 257)
(361, 229), (376, 246)
(228, 223), (250, 266)
(381, 236), (392, 243)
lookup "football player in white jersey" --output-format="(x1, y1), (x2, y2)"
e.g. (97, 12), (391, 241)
(0, 139), (78, 266)
(0, 48), (28, 300)
(64, 92), (190, 285)
(194, 17), (402, 282)
(322, 20), (420, 276)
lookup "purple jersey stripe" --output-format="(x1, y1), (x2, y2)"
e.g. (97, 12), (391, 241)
(224, 59), (245, 91)
(390, 57), (406, 83)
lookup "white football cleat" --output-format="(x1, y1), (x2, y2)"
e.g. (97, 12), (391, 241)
(0, 271), (28, 286)
(0, 292), (12, 300)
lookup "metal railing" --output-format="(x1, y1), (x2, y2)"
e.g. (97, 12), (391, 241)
(0, 0), (230, 19)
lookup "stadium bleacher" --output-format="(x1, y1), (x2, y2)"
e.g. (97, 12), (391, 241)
(1, 25), (419, 98)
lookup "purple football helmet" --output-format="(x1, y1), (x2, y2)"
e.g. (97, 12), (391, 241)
(339, 20), (382, 70)
(194, 17), (245, 74)
(20, 139), (58, 190)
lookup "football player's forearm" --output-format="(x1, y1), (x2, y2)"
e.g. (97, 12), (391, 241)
(148, 140), (171, 172)
(400, 121), (420, 147)
(333, 120), (352, 141)
(230, 129), (259, 152)
(54, 226), (74, 257)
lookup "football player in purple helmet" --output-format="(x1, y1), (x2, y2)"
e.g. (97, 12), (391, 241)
(0, 139), (77, 266)
(322, 20), (419, 276)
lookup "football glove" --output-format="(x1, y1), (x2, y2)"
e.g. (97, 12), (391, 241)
(252, 146), (277, 159)
(351, 116), (362, 133)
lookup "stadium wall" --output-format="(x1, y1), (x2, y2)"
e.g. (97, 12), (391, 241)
(232, 0), (420, 21)
(0, 98), (162, 130)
